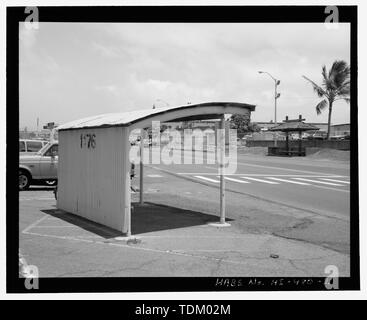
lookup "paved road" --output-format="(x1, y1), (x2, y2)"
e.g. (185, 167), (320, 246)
(144, 150), (350, 221)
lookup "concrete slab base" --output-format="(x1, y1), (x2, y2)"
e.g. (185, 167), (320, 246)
(114, 236), (142, 244)
(207, 222), (231, 227)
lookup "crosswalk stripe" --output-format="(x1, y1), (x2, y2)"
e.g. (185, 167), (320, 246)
(321, 178), (350, 184)
(293, 177), (343, 186)
(221, 176), (250, 184)
(267, 177), (310, 185)
(241, 177), (279, 184)
(194, 176), (220, 183)
(147, 174), (163, 178)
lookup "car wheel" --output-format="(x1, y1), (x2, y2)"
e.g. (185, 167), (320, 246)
(19, 170), (31, 190)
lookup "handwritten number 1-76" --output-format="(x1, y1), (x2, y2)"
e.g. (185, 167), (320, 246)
(80, 134), (96, 149)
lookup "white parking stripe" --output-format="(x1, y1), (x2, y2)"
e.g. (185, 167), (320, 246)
(267, 177), (310, 185)
(222, 177), (250, 184)
(22, 214), (49, 234)
(241, 177), (279, 184)
(194, 176), (220, 183)
(293, 177), (343, 186)
(321, 178), (350, 184)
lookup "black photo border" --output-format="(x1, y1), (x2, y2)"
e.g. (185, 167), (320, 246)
(7, 5), (359, 293)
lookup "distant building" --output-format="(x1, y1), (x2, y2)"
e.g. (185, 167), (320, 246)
(330, 123), (350, 136)
(254, 121), (328, 132)
(163, 122), (184, 130)
(250, 131), (286, 141)
(37, 129), (52, 140)
(254, 121), (277, 131)
(19, 122), (59, 141)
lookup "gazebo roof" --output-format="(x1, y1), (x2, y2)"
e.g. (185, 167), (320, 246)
(269, 121), (320, 132)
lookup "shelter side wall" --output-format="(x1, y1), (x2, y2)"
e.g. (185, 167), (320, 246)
(57, 127), (130, 232)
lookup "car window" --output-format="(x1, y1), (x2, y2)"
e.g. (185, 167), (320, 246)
(19, 141), (26, 152)
(44, 144), (58, 157)
(27, 141), (43, 152)
(37, 142), (51, 155)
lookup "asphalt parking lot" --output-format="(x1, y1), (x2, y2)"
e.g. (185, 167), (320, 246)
(19, 156), (350, 278)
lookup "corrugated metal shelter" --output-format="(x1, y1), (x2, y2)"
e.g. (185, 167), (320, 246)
(57, 102), (256, 235)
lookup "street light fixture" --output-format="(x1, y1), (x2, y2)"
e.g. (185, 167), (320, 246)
(258, 71), (281, 147)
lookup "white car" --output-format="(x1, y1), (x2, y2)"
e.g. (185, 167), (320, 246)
(19, 139), (48, 155)
(19, 141), (58, 190)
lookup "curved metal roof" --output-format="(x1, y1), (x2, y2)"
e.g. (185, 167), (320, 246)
(57, 101), (256, 131)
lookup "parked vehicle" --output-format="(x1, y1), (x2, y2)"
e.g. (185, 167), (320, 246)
(330, 134), (350, 140)
(307, 131), (327, 140)
(19, 141), (135, 191)
(19, 141), (58, 190)
(19, 139), (48, 155)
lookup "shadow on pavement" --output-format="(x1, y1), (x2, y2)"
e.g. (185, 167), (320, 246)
(41, 201), (229, 238)
(131, 201), (231, 235)
(41, 209), (122, 239)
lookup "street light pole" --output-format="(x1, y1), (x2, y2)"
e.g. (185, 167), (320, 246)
(258, 71), (280, 147)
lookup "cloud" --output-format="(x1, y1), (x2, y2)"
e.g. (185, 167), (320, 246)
(95, 84), (118, 94)
(91, 41), (121, 58)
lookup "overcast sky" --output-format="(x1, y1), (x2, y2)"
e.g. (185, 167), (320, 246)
(19, 22), (350, 130)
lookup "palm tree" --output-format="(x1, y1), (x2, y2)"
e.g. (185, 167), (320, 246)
(303, 60), (350, 139)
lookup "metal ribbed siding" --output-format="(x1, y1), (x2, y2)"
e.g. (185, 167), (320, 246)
(57, 126), (130, 232)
